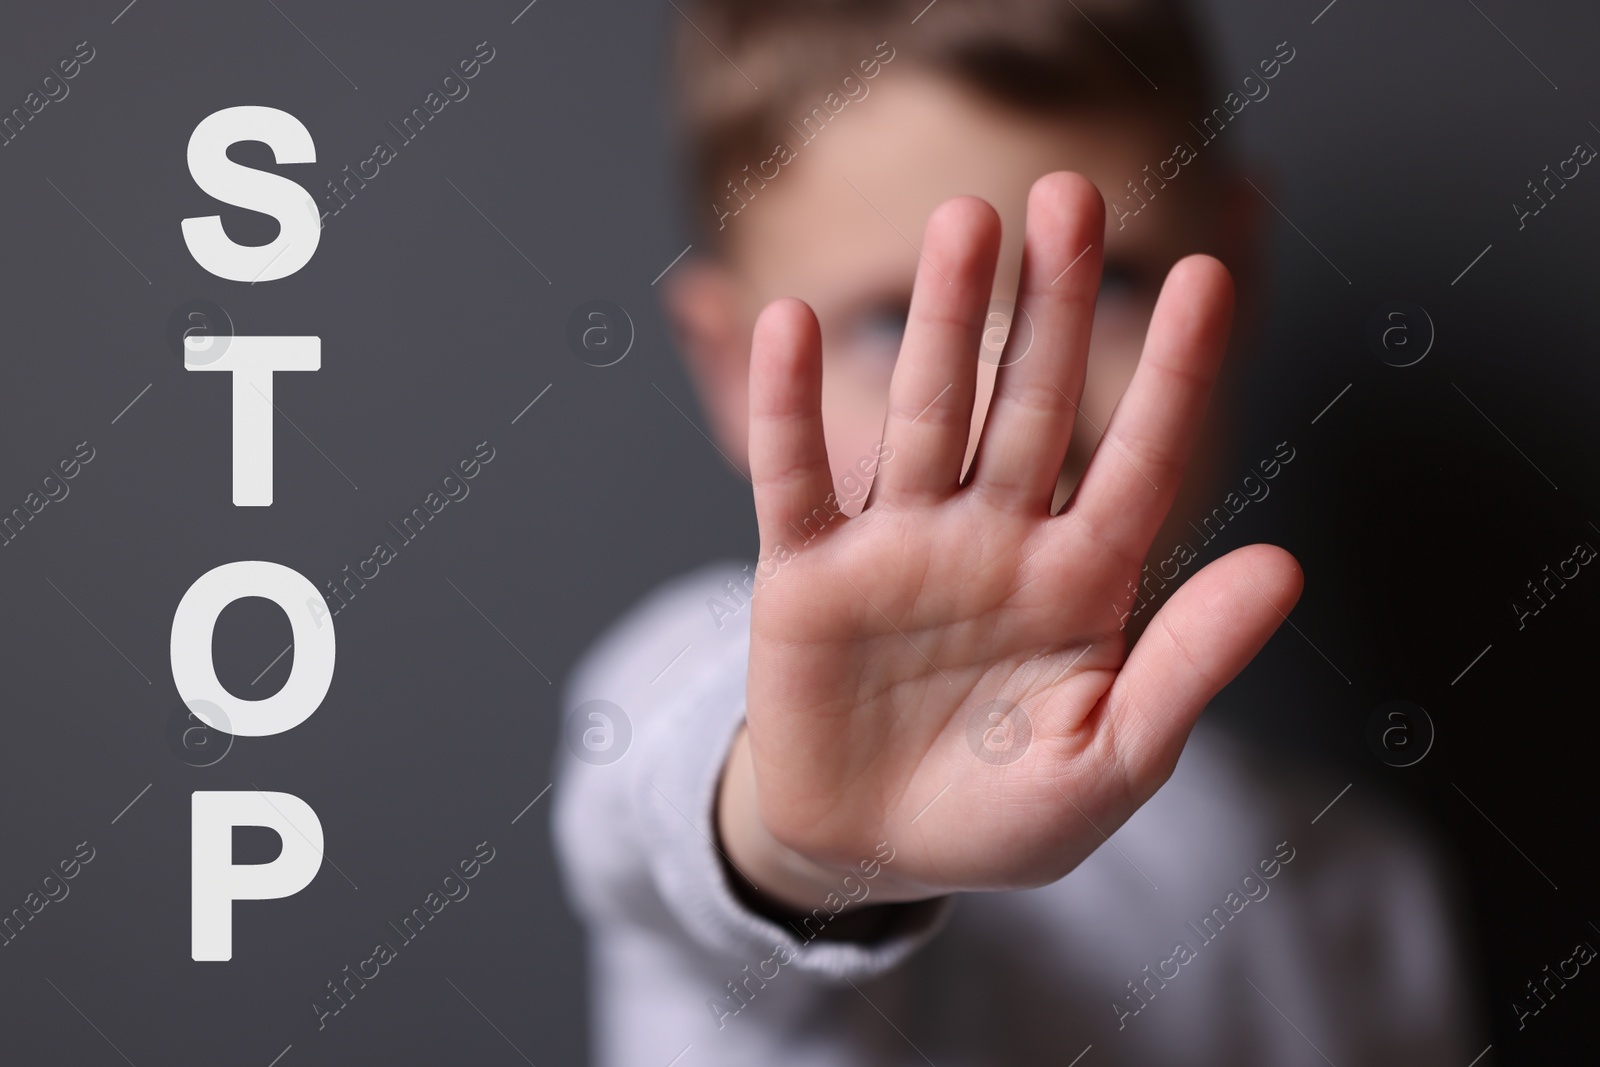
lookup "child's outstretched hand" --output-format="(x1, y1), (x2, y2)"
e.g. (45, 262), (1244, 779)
(721, 172), (1303, 913)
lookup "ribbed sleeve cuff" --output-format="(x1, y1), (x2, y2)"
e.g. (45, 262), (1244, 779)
(634, 630), (954, 981)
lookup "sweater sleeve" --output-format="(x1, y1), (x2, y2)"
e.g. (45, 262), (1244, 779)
(551, 561), (953, 985)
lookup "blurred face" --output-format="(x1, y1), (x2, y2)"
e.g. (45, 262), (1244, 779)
(671, 67), (1246, 512)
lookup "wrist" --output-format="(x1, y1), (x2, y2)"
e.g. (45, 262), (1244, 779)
(716, 726), (881, 915)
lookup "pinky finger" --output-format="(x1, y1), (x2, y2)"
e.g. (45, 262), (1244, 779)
(748, 298), (836, 550)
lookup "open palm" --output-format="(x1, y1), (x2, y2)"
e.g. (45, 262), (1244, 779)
(733, 172), (1302, 908)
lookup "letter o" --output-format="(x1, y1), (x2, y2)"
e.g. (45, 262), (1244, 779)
(171, 561), (334, 737)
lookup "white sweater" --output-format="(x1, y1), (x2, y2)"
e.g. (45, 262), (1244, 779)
(553, 561), (1482, 1066)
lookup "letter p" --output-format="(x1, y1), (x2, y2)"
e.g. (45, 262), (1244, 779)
(192, 790), (324, 961)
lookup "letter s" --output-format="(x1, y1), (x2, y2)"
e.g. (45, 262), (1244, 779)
(182, 107), (320, 282)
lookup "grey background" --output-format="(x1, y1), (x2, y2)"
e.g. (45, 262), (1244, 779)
(0, 0), (1596, 1064)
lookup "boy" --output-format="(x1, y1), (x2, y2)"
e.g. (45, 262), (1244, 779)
(554, 1), (1480, 1062)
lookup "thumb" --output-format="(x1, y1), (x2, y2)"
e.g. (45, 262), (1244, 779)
(1104, 543), (1303, 792)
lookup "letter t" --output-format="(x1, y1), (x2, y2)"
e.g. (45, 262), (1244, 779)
(186, 336), (320, 505)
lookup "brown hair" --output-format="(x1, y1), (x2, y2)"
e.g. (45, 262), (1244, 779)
(673, 0), (1223, 241)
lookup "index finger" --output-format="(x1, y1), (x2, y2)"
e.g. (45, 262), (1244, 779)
(1057, 254), (1234, 562)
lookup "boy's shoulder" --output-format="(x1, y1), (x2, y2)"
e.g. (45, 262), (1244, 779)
(563, 559), (754, 711)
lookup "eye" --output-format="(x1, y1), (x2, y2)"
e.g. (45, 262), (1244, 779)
(844, 302), (909, 369)
(857, 304), (907, 345)
(1097, 259), (1147, 304)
